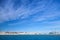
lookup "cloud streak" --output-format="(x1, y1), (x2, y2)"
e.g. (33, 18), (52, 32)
(0, 0), (60, 31)
(0, 0), (54, 23)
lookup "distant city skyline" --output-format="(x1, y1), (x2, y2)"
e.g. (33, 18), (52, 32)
(0, 0), (60, 32)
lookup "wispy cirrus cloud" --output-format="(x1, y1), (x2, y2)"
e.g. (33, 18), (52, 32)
(0, 0), (52, 23)
(0, 0), (60, 26)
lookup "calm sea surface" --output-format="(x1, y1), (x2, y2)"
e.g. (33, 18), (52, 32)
(0, 35), (60, 40)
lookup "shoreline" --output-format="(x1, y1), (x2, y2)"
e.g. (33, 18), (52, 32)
(0, 34), (60, 36)
(0, 32), (60, 35)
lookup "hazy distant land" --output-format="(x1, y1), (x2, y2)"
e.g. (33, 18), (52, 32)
(0, 32), (60, 35)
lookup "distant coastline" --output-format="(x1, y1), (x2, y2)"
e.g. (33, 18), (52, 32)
(0, 32), (60, 35)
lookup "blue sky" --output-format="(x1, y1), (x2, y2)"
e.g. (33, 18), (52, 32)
(0, 0), (60, 32)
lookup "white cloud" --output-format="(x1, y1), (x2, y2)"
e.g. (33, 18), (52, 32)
(0, 0), (60, 23)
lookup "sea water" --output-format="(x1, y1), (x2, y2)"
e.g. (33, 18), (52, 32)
(0, 35), (60, 40)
